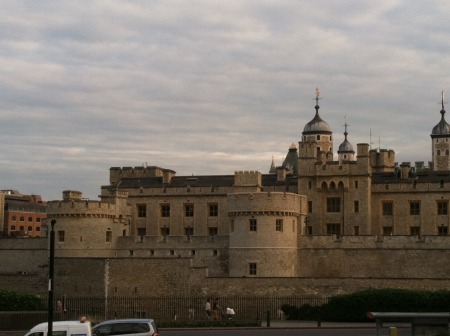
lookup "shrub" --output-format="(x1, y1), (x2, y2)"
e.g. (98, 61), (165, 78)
(0, 289), (43, 311)
(282, 289), (450, 322)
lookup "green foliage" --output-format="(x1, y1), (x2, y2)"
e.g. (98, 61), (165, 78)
(0, 289), (43, 311)
(281, 289), (450, 322)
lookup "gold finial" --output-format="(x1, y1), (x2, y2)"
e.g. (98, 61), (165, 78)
(315, 87), (320, 98)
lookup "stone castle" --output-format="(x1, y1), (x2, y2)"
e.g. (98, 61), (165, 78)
(2, 89), (450, 298)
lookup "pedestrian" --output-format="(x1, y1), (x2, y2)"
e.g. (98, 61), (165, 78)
(212, 297), (220, 320)
(205, 298), (211, 318)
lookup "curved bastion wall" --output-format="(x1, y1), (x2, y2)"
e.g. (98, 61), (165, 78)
(45, 190), (131, 257)
(227, 192), (306, 277)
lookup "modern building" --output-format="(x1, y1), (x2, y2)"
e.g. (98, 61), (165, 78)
(2, 190), (47, 237)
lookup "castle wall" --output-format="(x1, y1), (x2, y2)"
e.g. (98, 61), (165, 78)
(228, 192), (305, 277)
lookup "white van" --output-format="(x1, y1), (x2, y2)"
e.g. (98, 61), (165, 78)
(24, 318), (92, 336)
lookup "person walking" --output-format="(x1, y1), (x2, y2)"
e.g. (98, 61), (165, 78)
(205, 298), (211, 319)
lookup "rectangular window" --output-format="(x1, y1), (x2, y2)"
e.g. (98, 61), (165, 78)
(438, 201), (448, 215)
(161, 204), (170, 217)
(438, 226), (448, 236)
(161, 227), (170, 236)
(249, 218), (257, 231)
(276, 219), (283, 232)
(185, 204), (194, 217)
(58, 230), (65, 242)
(209, 203), (218, 217)
(106, 230), (112, 242)
(383, 226), (393, 235)
(184, 227), (194, 236)
(249, 263), (257, 276)
(382, 202), (393, 216)
(410, 201), (420, 215)
(327, 198), (341, 213)
(410, 226), (420, 235)
(354, 226), (359, 235)
(308, 201), (312, 213)
(137, 228), (146, 236)
(209, 227), (218, 236)
(354, 180), (359, 189)
(137, 205), (147, 218)
(354, 200), (359, 213)
(326, 223), (341, 235)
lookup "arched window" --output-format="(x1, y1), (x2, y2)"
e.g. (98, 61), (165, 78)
(437, 150), (441, 156)
(330, 181), (336, 190)
(317, 135), (320, 140)
(321, 181), (327, 190)
(338, 181), (344, 190)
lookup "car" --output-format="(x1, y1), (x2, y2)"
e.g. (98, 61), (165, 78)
(92, 318), (159, 336)
(25, 317), (92, 336)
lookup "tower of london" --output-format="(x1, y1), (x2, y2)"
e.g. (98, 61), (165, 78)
(3, 90), (450, 298)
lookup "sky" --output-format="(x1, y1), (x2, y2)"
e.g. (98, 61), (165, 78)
(1, 1), (450, 201)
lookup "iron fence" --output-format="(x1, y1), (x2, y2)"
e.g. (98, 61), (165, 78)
(47, 295), (329, 322)
(0, 296), (329, 330)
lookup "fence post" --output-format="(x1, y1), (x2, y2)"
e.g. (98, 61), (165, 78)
(266, 310), (271, 327)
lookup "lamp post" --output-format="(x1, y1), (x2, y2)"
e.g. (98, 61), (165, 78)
(48, 219), (56, 336)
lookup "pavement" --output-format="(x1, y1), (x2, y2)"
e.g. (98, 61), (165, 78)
(261, 320), (378, 328)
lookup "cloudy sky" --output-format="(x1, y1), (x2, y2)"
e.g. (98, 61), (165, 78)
(1, 1), (450, 201)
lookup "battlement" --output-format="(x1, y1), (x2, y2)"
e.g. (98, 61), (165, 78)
(228, 191), (304, 215)
(47, 198), (121, 217)
(234, 170), (262, 186)
(109, 166), (176, 185)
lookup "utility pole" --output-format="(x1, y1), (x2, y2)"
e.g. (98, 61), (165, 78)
(48, 219), (56, 336)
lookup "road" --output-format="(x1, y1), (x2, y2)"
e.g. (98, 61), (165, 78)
(162, 327), (411, 336)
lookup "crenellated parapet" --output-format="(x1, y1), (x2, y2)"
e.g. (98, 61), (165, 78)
(109, 166), (176, 185)
(227, 191), (303, 216)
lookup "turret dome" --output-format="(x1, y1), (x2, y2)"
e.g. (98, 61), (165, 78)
(432, 108), (450, 135)
(303, 88), (331, 134)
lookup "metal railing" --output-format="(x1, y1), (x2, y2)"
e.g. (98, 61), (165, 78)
(1, 295), (329, 330)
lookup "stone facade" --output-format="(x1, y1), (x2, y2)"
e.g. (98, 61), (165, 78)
(3, 92), (450, 298)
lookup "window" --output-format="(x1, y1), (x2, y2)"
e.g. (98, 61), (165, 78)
(27, 226), (32, 232)
(383, 226), (393, 235)
(306, 226), (313, 235)
(249, 263), (257, 276)
(354, 226), (359, 235)
(276, 219), (283, 232)
(161, 204), (170, 217)
(308, 201), (312, 213)
(36, 218), (41, 223)
(354, 180), (359, 189)
(106, 231), (112, 242)
(326, 224), (341, 235)
(410, 227), (420, 235)
(19, 216), (24, 222)
(137, 205), (147, 218)
(185, 204), (194, 217)
(354, 200), (359, 213)
(382, 202), (393, 216)
(11, 225), (16, 231)
(327, 198), (341, 212)
(209, 227), (218, 236)
(410, 201), (420, 215)
(184, 227), (194, 236)
(249, 218), (257, 231)
(28, 217), (32, 222)
(161, 227), (170, 236)
(20, 226), (24, 231)
(438, 201), (448, 215)
(209, 203), (218, 217)
(438, 226), (448, 236)
(58, 231), (65, 242)
(137, 228), (146, 236)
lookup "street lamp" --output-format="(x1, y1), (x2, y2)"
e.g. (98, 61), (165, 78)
(48, 219), (56, 336)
